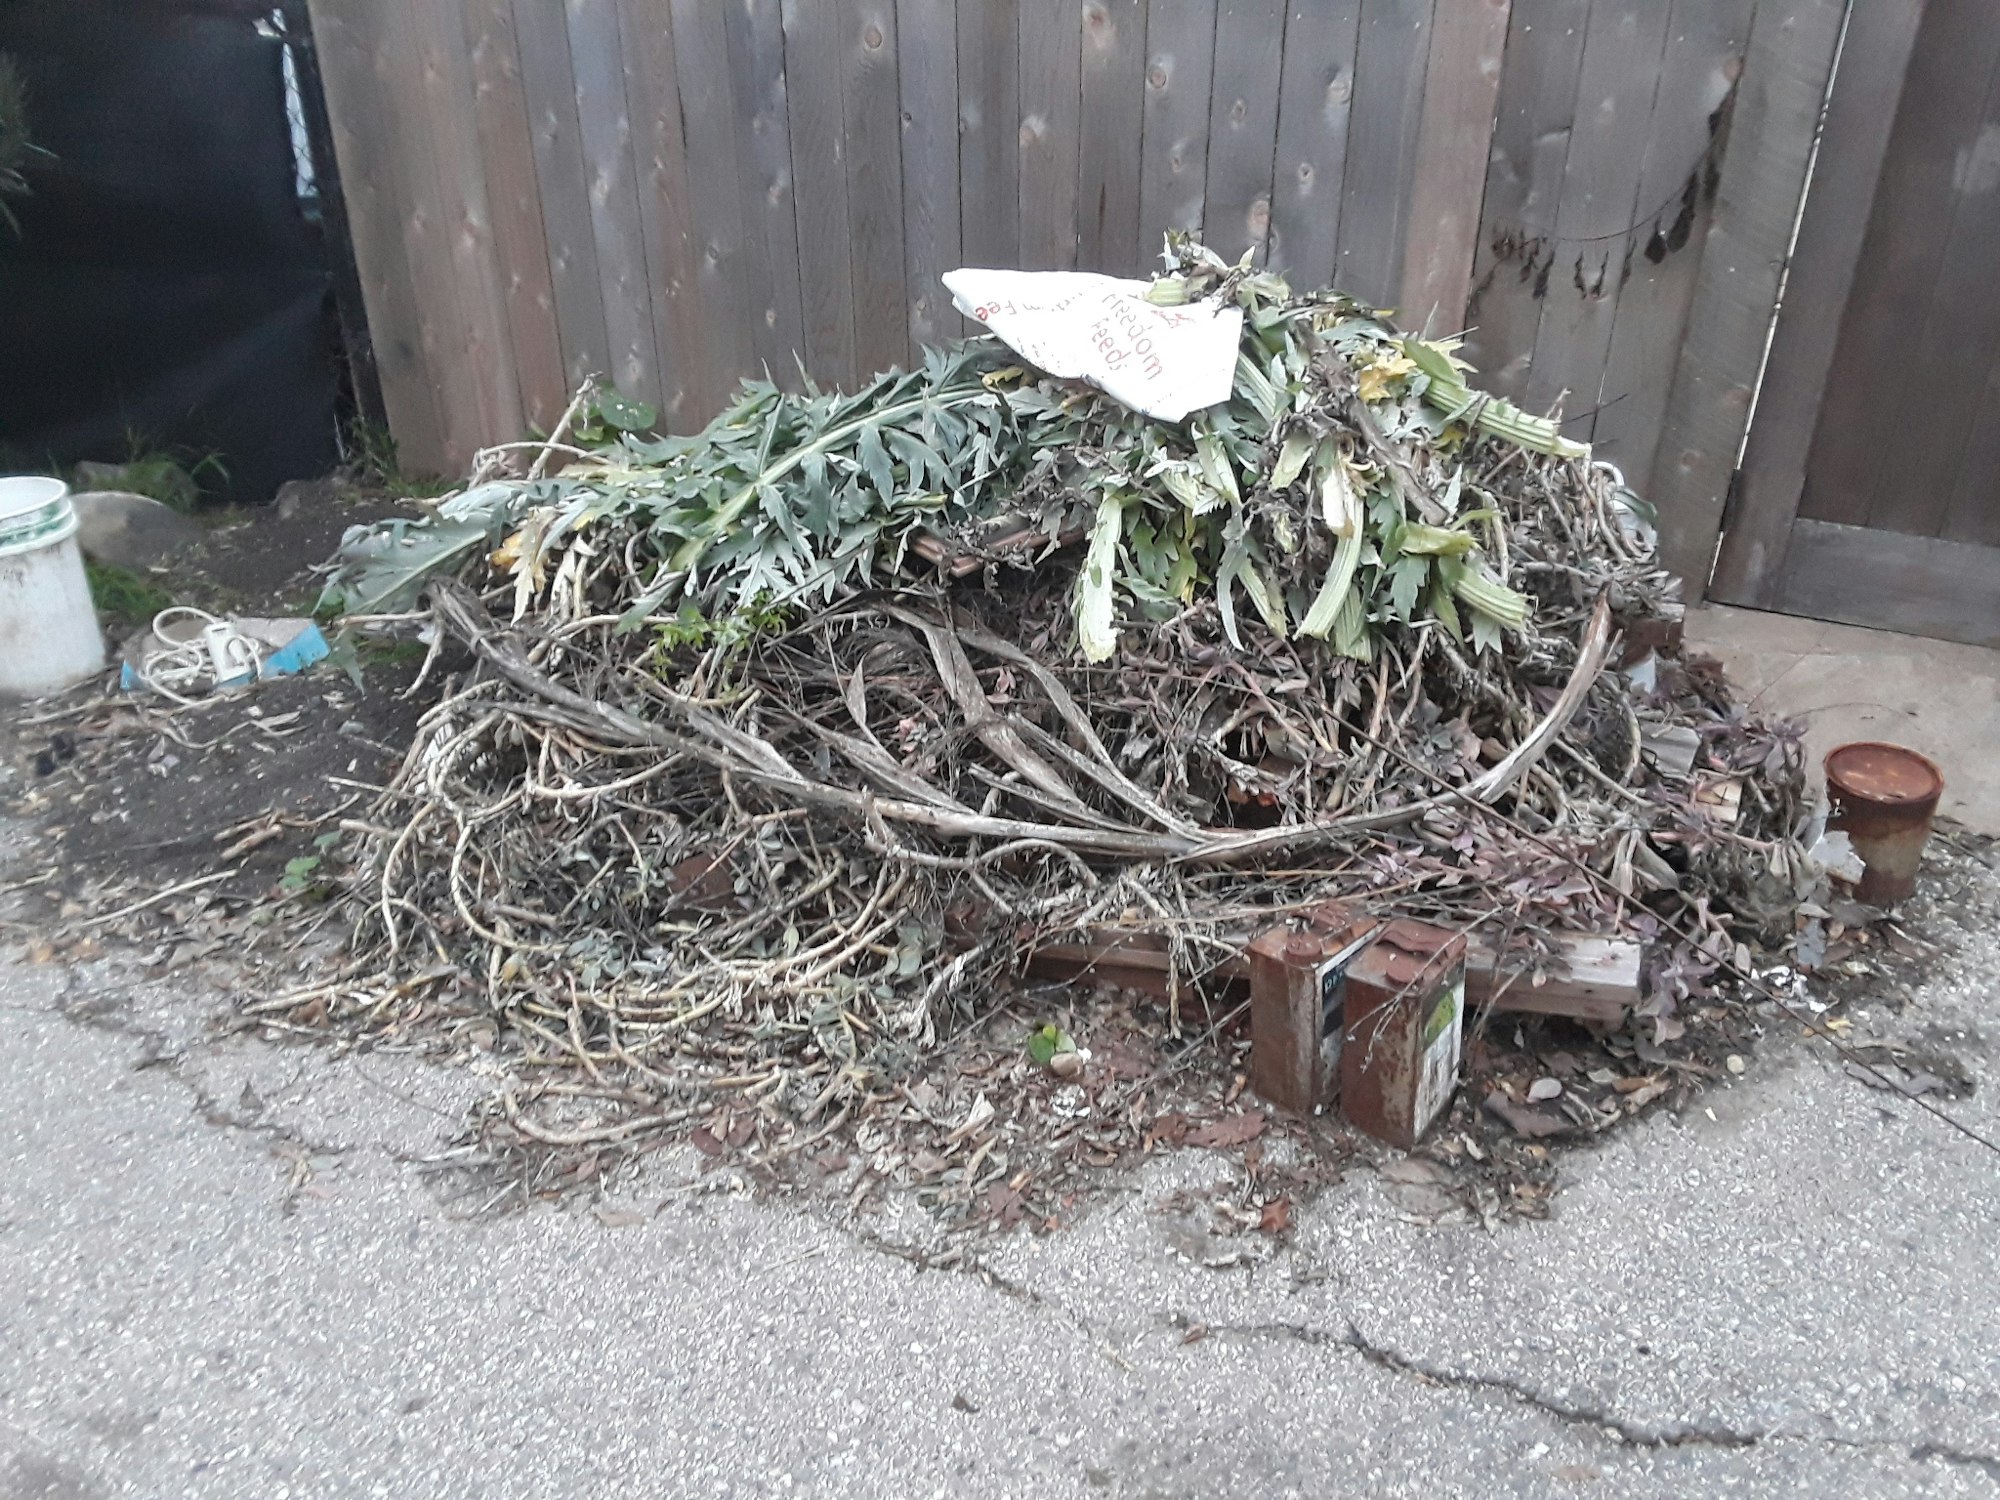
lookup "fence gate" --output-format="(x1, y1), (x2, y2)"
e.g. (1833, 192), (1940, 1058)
(1711, 0), (2000, 646)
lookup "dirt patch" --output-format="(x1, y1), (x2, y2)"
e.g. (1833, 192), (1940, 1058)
(3, 660), (428, 902)
(3, 476), (435, 902)
(190, 483), (418, 611)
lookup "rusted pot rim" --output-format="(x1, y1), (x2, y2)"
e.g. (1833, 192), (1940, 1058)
(1824, 741), (1944, 808)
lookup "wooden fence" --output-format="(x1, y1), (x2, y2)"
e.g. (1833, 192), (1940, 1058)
(306, 0), (1845, 590)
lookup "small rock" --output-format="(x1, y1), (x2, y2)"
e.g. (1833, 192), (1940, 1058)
(1725, 1054), (1746, 1075)
(70, 490), (204, 570)
(1527, 1076), (1564, 1101)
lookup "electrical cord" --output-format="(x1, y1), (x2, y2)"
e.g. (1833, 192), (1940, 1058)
(135, 607), (260, 707)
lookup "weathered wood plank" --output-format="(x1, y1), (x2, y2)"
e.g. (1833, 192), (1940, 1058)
(1591, 0), (1755, 485)
(1201, 0), (1287, 267)
(1078, 0), (1147, 275)
(1460, 0), (1589, 397)
(958, 0), (1021, 269)
(1137, 0), (1220, 250)
(1648, 0), (1847, 593)
(306, 0), (448, 469)
(1337, 0), (1434, 308)
(1773, 519), (2000, 650)
(897, 0), (963, 347)
(724, 0), (808, 386)
(1519, 0), (1674, 429)
(1465, 932), (1640, 1024)
(382, 0), (501, 468)
(511, 0), (613, 394)
(461, 0), (568, 433)
(1266, 0), (1363, 289)
(782, 0), (858, 384)
(1942, 372), (2000, 548)
(1709, 0), (1926, 602)
(1020, 0), (1085, 270)
(845, 0), (911, 376)
(1801, 0), (2000, 532)
(421, 0), (529, 448)
(1396, 0), (1510, 334)
(619, 0), (711, 430)
(670, 0), (763, 400)
(566, 0), (660, 407)
(1854, 11), (2000, 540)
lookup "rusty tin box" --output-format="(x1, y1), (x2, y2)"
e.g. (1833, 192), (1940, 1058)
(1339, 919), (1467, 1149)
(1246, 902), (1377, 1116)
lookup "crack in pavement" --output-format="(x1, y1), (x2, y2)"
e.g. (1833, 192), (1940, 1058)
(1186, 1316), (2000, 1478)
(1907, 1443), (2000, 1482)
(48, 967), (359, 1166)
(1178, 1316), (1763, 1449)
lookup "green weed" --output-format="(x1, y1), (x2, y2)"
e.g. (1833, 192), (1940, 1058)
(343, 420), (452, 501)
(85, 561), (174, 629)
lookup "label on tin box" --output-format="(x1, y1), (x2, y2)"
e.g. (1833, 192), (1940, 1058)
(1314, 926), (1381, 1070)
(1413, 977), (1465, 1133)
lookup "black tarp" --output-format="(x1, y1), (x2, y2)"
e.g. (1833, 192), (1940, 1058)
(0, 0), (339, 504)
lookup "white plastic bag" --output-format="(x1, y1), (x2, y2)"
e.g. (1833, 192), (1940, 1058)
(941, 268), (1243, 422)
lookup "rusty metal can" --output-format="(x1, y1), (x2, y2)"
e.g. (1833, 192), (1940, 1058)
(1824, 742), (1943, 906)
(1339, 919), (1467, 1150)
(1246, 902), (1376, 1116)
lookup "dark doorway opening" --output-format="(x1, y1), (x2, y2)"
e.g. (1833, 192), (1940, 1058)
(0, 0), (373, 507)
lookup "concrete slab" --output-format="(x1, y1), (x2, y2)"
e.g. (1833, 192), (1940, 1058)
(1686, 603), (2000, 834)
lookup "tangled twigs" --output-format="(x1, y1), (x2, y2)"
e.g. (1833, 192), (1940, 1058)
(288, 245), (1812, 1201)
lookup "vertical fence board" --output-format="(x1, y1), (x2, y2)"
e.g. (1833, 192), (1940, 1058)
(1804, 1), (2000, 533)
(898, 0), (963, 347)
(619, 0), (709, 429)
(566, 0), (660, 406)
(1020, 0), (1084, 270)
(669, 0), (762, 402)
(1203, 0), (1287, 266)
(1461, 0), (1589, 395)
(1520, 0), (1675, 427)
(781, 0), (858, 384)
(1337, 0), (1434, 306)
(419, 0), (525, 447)
(1590, 0), (1753, 480)
(1138, 0), (1219, 250)
(958, 0), (1021, 268)
(1078, 0), (1147, 274)
(1396, 0), (1510, 334)
(1267, 0), (1363, 289)
(511, 0), (613, 393)
(724, 0), (809, 387)
(1710, 0), (1927, 600)
(462, 0), (567, 433)
(845, 0), (911, 375)
(1649, 0), (1848, 590)
(1858, 18), (2000, 540)
(381, 1), (497, 469)
(307, 0), (448, 468)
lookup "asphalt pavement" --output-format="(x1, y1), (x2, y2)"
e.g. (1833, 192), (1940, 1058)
(3, 875), (1998, 1499)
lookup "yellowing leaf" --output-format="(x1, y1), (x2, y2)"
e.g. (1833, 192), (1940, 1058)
(1355, 350), (1417, 404)
(490, 528), (526, 573)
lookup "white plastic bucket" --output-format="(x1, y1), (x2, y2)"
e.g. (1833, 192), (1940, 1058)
(0, 477), (106, 698)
